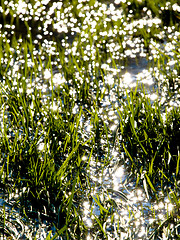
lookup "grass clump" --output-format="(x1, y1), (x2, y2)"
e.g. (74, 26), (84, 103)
(116, 90), (180, 193)
(0, 0), (179, 239)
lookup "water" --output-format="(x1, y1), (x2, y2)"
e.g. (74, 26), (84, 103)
(0, 0), (179, 239)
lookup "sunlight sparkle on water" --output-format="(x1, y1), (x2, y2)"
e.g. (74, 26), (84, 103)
(83, 201), (91, 216)
(87, 234), (93, 240)
(138, 226), (146, 238)
(113, 166), (125, 190)
(44, 69), (51, 79)
(1, 0), (179, 239)
(148, 93), (158, 101)
(122, 72), (137, 88)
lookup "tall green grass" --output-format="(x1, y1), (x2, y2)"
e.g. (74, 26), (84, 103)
(0, 0), (179, 239)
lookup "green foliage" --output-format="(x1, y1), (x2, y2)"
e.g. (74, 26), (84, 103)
(0, 0), (179, 239)
(116, 90), (180, 193)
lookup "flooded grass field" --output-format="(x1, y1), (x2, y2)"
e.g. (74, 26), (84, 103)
(0, 0), (180, 239)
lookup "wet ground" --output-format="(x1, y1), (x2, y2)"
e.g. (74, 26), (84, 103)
(0, 0), (180, 239)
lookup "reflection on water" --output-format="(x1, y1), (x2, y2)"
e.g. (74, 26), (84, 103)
(85, 155), (177, 239)
(0, 0), (179, 239)
(82, 55), (178, 237)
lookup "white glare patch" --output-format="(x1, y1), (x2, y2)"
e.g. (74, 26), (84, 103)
(115, 0), (126, 3)
(158, 213), (165, 220)
(122, 72), (136, 88)
(149, 93), (158, 101)
(44, 69), (51, 79)
(84, 218), (93, 228)
(17, 0), (28, 15)
(104, 73), (115, 85)
(42, 0), (51, 5)
(137, 69), (155, 87)
(167, 203), (174, 212)
(72, 104), (79, 114)
(158, 202), (164, 209)
(53, 73), (66, 86)
(38, 142), (45, 151)
(138, 226), (146, 238)
(136, 189), (144, 201)
(87, 234), (93, 240)
(51, 103), (58, 111)
(83, 201), (90, 215)
(86, 124), (93, 132)
(113, 166), (124, 190)
(110, 124), (117, 131)
(172, 3), (180, 12)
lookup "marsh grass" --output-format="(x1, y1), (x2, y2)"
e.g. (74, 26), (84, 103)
(0, 0), (180, 239)
(116, 89), (180, 199)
